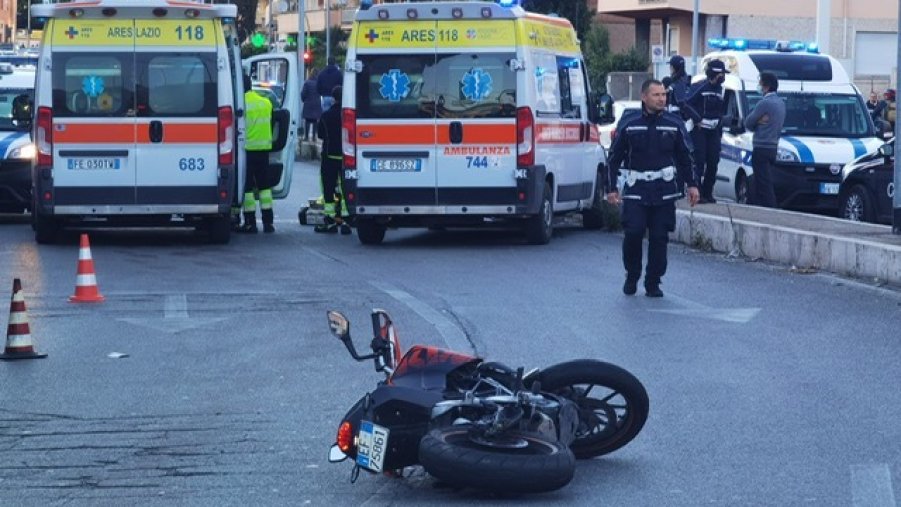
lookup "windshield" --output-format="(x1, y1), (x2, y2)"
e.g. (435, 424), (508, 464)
(0, 87), (33, 130)
(745, 92), (872, 138)
(356, 52), (516, 120)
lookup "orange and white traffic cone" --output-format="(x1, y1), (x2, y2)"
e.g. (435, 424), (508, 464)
(69, 233), (105, 303)
(0, 278), (47, 360)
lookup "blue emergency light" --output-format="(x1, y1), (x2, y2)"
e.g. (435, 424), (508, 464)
(707, 37), (820, 53)
(496, 0), (519, 7)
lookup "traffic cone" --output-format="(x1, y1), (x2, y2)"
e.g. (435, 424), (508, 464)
(0, 278), (47, 360)
(69, 233), (105, 303)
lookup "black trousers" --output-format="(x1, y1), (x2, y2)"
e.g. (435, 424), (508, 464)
(691, 127), (722, 198)
(320, 156), (345, 217)
(749, 146), (778, 208)
(621, 200), (676, 284)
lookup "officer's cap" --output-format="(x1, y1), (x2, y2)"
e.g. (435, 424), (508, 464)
(706, 59), (730, 75)
(668, 55), (685, 67)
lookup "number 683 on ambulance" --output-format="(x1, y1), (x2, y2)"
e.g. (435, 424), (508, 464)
(23, 0), (298, 244)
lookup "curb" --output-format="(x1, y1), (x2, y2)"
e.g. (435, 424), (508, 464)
(674, 209), (901, 286)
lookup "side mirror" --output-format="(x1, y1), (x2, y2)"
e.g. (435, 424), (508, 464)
(877, 143), (894, 158)
(328, 444), (348, 463)
(12, 94), (32, 130)
(370, 309), (402, 371)
(327, 310), (350, 340)
(589, 92), (615, 124)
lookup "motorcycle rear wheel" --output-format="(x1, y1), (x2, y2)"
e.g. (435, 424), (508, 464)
(537, 359), (649, 459)
(419, 425), (575, 494)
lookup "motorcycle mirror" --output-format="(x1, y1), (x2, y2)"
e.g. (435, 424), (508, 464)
(327, 310), (350, 340)
(328, 443), (348, 463)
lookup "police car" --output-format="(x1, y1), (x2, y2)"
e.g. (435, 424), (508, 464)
(838, 139), (895, 225)
(0, 63), (35, 213)
(705, 39), (883, 211)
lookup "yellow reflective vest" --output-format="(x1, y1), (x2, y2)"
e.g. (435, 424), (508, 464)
(245, 91), (273, 152)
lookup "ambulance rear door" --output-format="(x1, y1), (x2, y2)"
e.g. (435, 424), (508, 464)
(134, 20), (221, 209)
(244, 52), (301, 199)
(48, 18), (138, 208)
(432, 19), (518, 206)
(353, 20), (438, 208)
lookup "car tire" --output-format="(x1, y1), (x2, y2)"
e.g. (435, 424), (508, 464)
(34, 212), (59, 244)
(356, 219), (386, 245)
(839, 184), (875, 223)
(207, 215), (231, 244)
(525, 182), (554, 245)
(736, 171), (749, 204)
(581, 174), (606, 230)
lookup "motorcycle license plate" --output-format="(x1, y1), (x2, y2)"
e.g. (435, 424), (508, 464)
(356, 421), (390, 472)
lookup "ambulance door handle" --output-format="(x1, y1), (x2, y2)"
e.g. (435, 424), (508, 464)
(149, 121), (163, 143)
(449, 121), (463, 144)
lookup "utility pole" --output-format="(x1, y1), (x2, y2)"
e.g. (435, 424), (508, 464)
(815, 0), (831, 56)
(326, 0), (331, 63)
(298, 0), (306, 84)
(691, 0), (699, 75)
(894, 0), (900, 233)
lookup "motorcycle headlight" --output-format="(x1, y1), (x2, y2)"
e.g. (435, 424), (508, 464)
(9, 143), (36, 160)
(776, 147), (799, 163)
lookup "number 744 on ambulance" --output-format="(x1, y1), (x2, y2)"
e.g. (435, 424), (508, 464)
(327, 0), (616, 245)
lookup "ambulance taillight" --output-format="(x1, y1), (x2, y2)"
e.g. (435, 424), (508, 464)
(342, 108), (356, 169)
(516, 106), (534, 167)
(218, 106), (234, 165)
(36, 107), (53, 167)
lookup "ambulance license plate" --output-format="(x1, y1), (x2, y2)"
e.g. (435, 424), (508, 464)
(819, 182), (839, 195)
(356, 421), (389, 472)
(371, 159), (421, 172)
(67, 158), (122, 170)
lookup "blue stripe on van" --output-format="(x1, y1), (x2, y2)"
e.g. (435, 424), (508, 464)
(849, 138), (866, 159)
(0, 131), (27, 157)
(782, 136), (815, 164)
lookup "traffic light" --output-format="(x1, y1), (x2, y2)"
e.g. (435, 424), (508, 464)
(303, 50), (312, 65)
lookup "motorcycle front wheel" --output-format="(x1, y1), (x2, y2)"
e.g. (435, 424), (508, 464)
(418, 425), (575, 494)
(537, 359), (649, 459)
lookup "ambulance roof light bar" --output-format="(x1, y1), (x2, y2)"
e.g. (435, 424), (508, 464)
(707, 37), (820, 54)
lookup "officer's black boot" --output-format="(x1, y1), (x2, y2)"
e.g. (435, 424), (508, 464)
(622, 232), (643, 296)
(623, 277), (638, 296)
(262, 209), (275, 233)
(644, 280), (664, 298)
(239, 212), (258, 233)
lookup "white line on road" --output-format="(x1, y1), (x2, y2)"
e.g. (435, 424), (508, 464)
(851, 464), (897, 507)
(648, 292), (761, 324)
(369, 280), (473, 354)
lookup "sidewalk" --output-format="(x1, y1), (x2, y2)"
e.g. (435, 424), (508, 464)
(673, 201), (901, 287)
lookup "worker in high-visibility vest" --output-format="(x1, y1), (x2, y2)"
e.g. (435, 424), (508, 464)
(316, 85), (350, 234)
(239, 73), (276, 233)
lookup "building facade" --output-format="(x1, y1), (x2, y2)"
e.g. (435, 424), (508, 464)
(595, 0), (899, 93)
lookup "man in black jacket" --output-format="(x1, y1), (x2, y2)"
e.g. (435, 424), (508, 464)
(316, 85), (350, 234)
(317, 57), (342, 113)
(606, 79), (700, 297)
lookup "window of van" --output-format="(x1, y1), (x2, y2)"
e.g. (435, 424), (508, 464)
(557, 57), (584, 119)
(0, 87), (33, 130)
(534, 53), (559, 115)
(356, 53), (516, 120)
(137, 54), (217, 117)
(745, 92), (872, 137)
(51, 54), (132, 118)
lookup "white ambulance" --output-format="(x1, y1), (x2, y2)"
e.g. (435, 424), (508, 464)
(339, 0), (612, 245)
(27, 0), (299, 244)
(705, 39), (883, 211)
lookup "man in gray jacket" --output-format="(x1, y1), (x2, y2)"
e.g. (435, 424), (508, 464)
(743, 71), (785, 207)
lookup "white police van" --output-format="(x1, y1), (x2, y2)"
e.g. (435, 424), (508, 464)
(0, 63), (36, 213)
(706, 39), (883, 211)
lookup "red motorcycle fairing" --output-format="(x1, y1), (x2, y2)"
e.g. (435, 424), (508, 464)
(389, 345), (480, 390)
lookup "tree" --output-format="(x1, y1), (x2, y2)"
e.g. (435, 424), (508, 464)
(521, 0), (594, 42)
(581, 24), (649, 93)
(233, 0), (259, 45)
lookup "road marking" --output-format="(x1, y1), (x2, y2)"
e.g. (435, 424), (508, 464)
(118, 294), (227, 334)
(647, 292), (761, 323)
(851, 464), (897, 507)
(369, 281), (472, 353)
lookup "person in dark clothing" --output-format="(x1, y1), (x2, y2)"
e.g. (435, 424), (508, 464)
(744, 72), (786, 208)
(867, 91), (886, 122)
(665, 55), (692, 122)
(317, 57), (342, 113)
(301, 68), (321, 141)
(684, 58), (728, 203)
(606, 79), (700, 298)
(316, 85), (350, 234)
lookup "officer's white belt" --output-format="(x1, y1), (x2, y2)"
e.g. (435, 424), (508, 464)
(623, 166), (675, 186)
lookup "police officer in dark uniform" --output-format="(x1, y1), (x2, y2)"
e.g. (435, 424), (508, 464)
(664, 55), (692, 119)
(684, 58), (728, 203)
(606, 79), (700, 298)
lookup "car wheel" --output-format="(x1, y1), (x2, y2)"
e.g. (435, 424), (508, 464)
(581, 173), (605, 230)
(735, 171), (749, 204)
(525, 182), (554, 245)
(840, 184), (875, 223)
(34, 212), (60, 244)
(356, 219), (386, 245)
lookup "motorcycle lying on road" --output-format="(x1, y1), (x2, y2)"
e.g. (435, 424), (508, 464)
(326, 309), (649, 494)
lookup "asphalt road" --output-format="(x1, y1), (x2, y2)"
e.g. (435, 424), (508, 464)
(0, 161), (899, 506)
